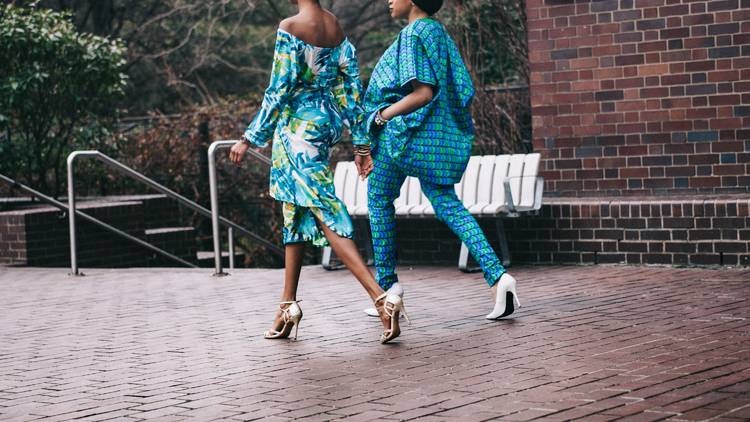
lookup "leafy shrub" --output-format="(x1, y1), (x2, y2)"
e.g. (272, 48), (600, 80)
(0, 5), (127, 197)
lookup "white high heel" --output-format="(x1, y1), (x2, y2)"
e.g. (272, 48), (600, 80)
(365, 283), (407, 319)
(486, 273), (521, 320)
(375, 292), (405, 344)
(264, 301), (303, 340)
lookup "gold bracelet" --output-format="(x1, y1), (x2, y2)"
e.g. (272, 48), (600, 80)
(353, 144), (371, 156)
(374, 109), (390, 127)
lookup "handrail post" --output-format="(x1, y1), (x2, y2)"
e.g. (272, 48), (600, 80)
(208, 141), (231, 276)
(228, 227), (235, 270)
(63, 145), (280, 276)
(67, 152), (87, 276)
(67, 154), (77, 275)
(207, 140), (272, 276)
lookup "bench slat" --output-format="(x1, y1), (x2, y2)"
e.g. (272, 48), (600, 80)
(520, 153), (541, 209)
(409, 178), (431, 216)
(488, 155), (511, 213)
(508, 155), (525, 207)
(394, 177), (411, 215)
(460, 156), (482, 208)
(354, 177), (369, 216)
(342, 162), (358, 214)
(468, 155), (497, 214)
(333, 161), (348, 200)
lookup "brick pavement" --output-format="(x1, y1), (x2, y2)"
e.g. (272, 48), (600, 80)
(0, 265), (749, 421)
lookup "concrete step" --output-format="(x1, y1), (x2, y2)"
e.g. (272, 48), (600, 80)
(196, 250), (246, 268)
(1, 199), (148, 267)
(144, 226), (197, 267)
(98, 195), (183, 229)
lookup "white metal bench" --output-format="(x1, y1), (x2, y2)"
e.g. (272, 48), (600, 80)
(322, 153), (544, 271)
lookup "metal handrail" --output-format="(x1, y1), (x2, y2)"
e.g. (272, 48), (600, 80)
(67, 150), (283, 276)
(483, 84), (529, 93)
(208, 140), (274, 275)
(0, 173), (195, 273)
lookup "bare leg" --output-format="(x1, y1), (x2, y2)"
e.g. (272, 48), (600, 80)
(269, 243), (305, 332)
(316, 222), (389, 328)
(282, 243), (304, 301)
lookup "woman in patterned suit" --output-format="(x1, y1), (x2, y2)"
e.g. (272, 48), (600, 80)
(363, 0), (521, 319)
(230, 0), (404, 343)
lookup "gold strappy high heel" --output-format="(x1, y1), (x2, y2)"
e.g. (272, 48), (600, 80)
(264, 300), (303, 340)
(364, 283), (407, 319)
(375, 293), (408, 344)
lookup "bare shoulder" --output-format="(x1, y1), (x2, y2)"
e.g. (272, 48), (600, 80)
(279, 16), (297, 33)
(323, 9), (345, 39)
(279, 10), (344, 46)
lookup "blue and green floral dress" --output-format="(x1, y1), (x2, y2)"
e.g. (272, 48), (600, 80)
(242, 29), (368, 246)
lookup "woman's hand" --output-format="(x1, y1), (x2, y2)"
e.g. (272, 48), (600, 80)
(229, 140), (250, 165)
(355, 154), (374, 180)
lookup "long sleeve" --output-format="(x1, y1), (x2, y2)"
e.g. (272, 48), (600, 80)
(366, 21), (441, 159)
(242, 31), (300, 147)
(332, 42), (369, 146)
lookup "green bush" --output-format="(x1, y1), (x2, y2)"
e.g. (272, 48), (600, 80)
(0, 5), (127, 197)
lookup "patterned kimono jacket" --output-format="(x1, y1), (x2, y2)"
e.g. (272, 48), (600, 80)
(363, 18), (475, 185)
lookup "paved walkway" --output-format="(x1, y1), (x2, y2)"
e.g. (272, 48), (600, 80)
(0, 265), (749, 421)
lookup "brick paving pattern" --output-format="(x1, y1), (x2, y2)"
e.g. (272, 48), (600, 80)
(0, 265), (749, 421)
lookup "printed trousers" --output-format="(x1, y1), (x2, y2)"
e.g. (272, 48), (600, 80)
(368, 150), (506, 290)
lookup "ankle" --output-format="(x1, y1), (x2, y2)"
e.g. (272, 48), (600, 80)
(370, 288), (385, 301)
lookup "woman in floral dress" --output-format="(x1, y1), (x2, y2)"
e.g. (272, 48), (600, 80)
(230, 0), (404, 343)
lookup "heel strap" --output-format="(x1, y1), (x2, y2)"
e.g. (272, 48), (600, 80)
(379, 296), (400, 319)
(278, 300), (301, 323)
(278, 300), (301, 310)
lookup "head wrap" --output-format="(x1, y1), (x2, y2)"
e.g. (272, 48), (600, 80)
(412, 0), (443, 15)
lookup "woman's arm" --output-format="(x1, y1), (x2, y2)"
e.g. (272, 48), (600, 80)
(332, 44), (369, 146)
(231, 30), (298, 165)
(379, 80), (435, 121)
(332, 44), (374, 178)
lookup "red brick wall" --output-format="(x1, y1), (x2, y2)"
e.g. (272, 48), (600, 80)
(526, 0), (750, 197)
(383, 197), (749, 268)
(504, 197), (749, 266)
